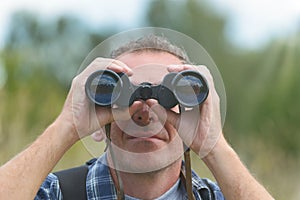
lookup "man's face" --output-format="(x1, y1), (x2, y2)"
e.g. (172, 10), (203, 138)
(108, 51), (184, 173)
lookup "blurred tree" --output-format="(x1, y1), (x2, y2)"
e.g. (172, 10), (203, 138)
(146, 0), (248, 137)
(5, 11), (95, 87)
(147, 0), (229, 61)
(145, 3), (300, 197)
(145, 0), (300, 156)
(0, 11), (107, 162)
(0, 4), (299, 199)
(241, 32), (300, 155)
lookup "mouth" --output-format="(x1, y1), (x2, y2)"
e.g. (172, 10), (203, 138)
(125, 134), (167, 152)
(119, 127), (173, 153)
(126, 133), (166, 141)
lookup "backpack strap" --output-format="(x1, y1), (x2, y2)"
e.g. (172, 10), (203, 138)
(53, 158), (97, 200)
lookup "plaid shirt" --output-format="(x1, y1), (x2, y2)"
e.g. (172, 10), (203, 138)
(35, 154), (224, 200)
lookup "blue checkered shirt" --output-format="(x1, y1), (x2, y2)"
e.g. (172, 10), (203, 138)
(35, 154), (224, 199)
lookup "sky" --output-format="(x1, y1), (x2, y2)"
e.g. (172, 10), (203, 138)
(0, 0), (299, 49)
(211, 0), (300, 48)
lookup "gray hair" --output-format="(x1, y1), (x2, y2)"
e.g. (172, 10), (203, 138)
(110, 34), (190, 64)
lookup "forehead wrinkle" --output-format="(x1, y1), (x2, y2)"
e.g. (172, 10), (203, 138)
(117, 51), (182, 84)
(129, 65), (169, 85)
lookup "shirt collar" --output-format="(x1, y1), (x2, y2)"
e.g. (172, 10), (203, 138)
(86, 153), (118, 199)
(86, 153), (214, 200)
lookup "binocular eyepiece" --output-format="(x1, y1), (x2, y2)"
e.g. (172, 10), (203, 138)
(85, 69), (209, 108)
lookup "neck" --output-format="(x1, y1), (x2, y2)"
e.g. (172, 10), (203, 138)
(109, 159), (182, 199)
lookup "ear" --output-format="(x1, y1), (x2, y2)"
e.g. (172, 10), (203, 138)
(91, 129), (106, 142)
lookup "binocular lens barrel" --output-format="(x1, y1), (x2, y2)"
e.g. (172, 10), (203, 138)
(85, 70), (122, 106)
(85, 69), (209, 108)
(172, 71), (208, 107)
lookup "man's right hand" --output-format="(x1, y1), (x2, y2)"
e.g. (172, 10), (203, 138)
(58, 57), (134, 140)
(0, 57), (135, 200)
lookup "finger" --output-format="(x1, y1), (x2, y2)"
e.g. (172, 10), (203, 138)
(168, 64), (210, 75)
(107, 63), (133, 76)
(145, 100), (167, 124)
(91, 129), (106, 142)
(104, 58), (133, 76)
(95, 107), (130, 127)
(165, 109), (180, 129)
(151, 105), (180, 129)
(80, 57), (132, 79)
(99, 102), (143, 126)
(167, 64), (198, 72)
(167, 64), (185, 72)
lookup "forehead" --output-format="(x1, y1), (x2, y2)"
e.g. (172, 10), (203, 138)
(117, 52), (183, 84)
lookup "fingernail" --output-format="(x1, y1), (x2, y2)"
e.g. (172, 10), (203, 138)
(125, 68), (133, 76)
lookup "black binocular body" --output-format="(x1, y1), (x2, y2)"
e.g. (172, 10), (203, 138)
(85, 69), (209, 109)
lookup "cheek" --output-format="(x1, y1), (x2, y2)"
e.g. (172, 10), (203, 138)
(164, 122), (179, 141)
(109, 123), (123, 142)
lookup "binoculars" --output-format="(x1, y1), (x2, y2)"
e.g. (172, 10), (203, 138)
(85, 69), (209, 108)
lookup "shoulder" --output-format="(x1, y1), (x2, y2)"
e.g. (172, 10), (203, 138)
(35, 173), (62, 200)
(191, 171), (225, 200)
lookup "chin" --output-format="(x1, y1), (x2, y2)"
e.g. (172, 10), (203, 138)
(107, 136), (184, 173)
(125, 138), (166, 153)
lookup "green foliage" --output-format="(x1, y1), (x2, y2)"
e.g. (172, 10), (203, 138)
(243, 36), (300, 154)
(147, 0), (229, 60)
(5, 11), (98, 87)
(0, 11), (108, 162)
(146, 0), (300, 156)
(145, 2), (300, 198)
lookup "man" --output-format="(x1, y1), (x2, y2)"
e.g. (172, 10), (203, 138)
(0, 34), (274, 199)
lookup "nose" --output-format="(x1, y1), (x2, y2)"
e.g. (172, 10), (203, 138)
(132, 102), (153, 126)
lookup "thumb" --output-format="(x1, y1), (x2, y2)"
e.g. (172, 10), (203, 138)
(150, 103), (180, 129)
(165, 109), (180, 129)
(166, 108), (199, 147)
(91, 129), (106, 142)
